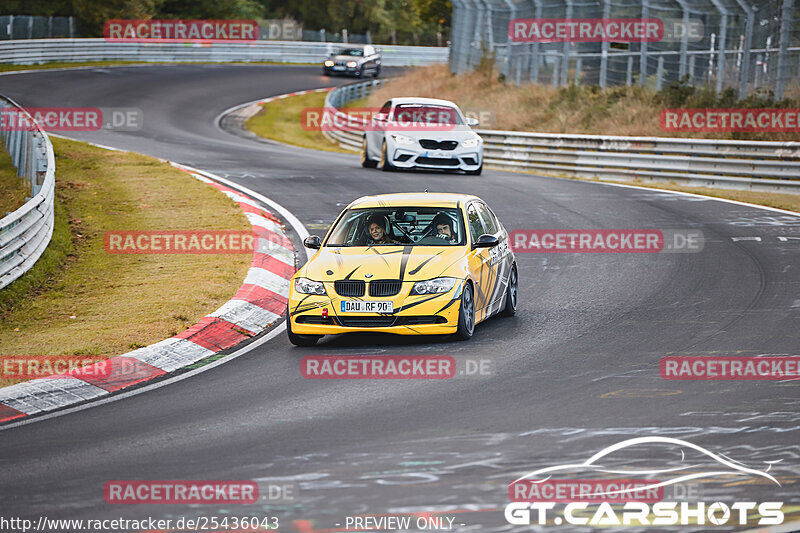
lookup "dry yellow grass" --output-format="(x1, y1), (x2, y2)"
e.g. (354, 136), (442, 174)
(0, 138), (251, 388)
(366, 64), (800, 141)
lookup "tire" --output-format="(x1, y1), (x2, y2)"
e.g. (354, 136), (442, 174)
(379, 140), (395, 171)
(466, 163), (483, 176)
(454, 282), (475, 341)
(361, 136), (377, 168)
(286, 306), (321, 347)
(501, 264), (518, 317)
(374, 65), (381, 78)
(356, 66), (363, 78)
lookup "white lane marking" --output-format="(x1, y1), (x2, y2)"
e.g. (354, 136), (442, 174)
(594, 180), (800, 217)
(731, 237), (763, 242)
(0, 165), (309, 431)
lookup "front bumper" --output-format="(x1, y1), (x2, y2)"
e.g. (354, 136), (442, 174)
(323, 65), (362, 76)
(289, 281), (463, 336)
(388, 144), (482, 172)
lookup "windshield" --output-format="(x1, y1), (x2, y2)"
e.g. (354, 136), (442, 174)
(339, 48), (364, 57)
(325, 207), (466, 247)
(391, 104), (463, 125)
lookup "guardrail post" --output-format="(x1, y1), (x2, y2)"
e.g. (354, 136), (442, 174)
(675, 0), (690, 79)
(709, 0), (728, 94)
(529, 0), (542, 83)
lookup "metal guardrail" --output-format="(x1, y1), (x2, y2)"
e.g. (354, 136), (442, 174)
(0, 95), (56, 290)
(324, 79), (800, 193)
(0, 38), (449, 67)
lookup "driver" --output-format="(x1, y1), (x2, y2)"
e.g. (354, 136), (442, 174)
(366, 215), (399, 245)
(431, 213), (457, 244)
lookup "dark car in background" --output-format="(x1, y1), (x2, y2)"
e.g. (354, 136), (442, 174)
(323, 45), (381, 78)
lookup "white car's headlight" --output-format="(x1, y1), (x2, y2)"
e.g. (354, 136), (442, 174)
(347, 61), (358, 68)
(410, 277), (457, 295)
(391, 134), (415, 145)
(461, 137), (481, 148)
(295, 277), (327, 295)
(324, 60), (334, 67)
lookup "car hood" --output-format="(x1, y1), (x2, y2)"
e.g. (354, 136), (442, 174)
(302, 246), (465, 282)
(330, 55), (365, 62)
(388, 125), (479, 139)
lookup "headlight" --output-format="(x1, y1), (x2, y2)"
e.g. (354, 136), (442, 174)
(391, 134), (415, 145)
(347, 61), (358, 68)
(410, 277), (458, 295)
(461, 137), (480, 148)
(324, 60), (334, 67)
(295, 277), (327, 295)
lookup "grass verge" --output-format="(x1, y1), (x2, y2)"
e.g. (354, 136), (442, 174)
(245, 90), (354, 154)
(0, 139), (29, 215)
(0, 60), (314, 74)
(0, 137), (251, 388)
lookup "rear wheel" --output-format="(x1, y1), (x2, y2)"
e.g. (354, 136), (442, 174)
(501, 264), (518, 316)
(454, 283), (475, 340)
(286, 306), (321, 347)
(380, 140), (395, 171)
(361, 136), (377, 168)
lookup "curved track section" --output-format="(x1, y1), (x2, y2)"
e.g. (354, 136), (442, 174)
(0, 65), (798, 531)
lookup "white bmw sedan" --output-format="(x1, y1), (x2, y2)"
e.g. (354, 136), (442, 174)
(361, 97), (484, 175)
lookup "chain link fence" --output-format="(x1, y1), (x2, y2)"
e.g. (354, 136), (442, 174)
(450, 0), (799, 99)
(1, 16), (77, 39)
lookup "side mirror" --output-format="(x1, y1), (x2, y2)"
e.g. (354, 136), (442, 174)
(466, 117), (480, 127)
(304, 235), (322, 249)
(473, 234), (499, 248)
(372, 112), (388, 122)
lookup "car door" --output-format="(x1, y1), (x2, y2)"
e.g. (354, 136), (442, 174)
(465, 202), (495, 322)
(475, 201), (511, 314)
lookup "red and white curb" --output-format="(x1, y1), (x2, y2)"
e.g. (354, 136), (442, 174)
(0, 164), (299, 424)
(213, 87), (333, 130)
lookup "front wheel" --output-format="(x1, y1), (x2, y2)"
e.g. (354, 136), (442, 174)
(286, 306), (321, 347)
(466, 163), (483, 176)
(380, 140), (395, 171)
(501, 264), (518, 316)
(361, 136), (377, 168)
(454, 282), (475, 340)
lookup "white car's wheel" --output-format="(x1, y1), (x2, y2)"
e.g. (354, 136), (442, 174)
(380, 140), (395, 171)
(361, 137), (377, 168)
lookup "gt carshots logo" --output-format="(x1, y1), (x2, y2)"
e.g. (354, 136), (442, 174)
(505, 437), (785, 527)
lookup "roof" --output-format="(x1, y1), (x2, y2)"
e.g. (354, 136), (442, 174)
(348, 192), (479, 209)
(388, 97), (460, 108)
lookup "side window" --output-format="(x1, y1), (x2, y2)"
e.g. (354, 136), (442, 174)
(467, 204), (486, 242)
(365, 46), (375, 56)
(476, 203), (498, 235)
(379, 101), (391, 115)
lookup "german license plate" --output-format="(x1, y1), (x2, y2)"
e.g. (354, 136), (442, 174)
(340, 301), (393, 313)
(333, 66), (346, 71)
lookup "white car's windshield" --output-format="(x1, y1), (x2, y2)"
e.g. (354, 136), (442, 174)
(391, 104), (464, 125)
(339, 48), (364, 57)
(326, 207), (466, 246)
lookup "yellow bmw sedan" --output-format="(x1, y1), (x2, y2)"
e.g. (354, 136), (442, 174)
(286, 193), (518, 346)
